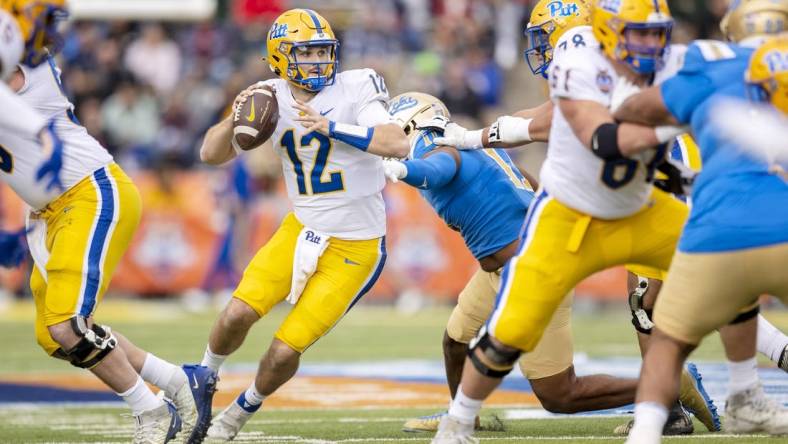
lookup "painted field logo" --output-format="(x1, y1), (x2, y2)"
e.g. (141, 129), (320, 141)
(270, 23), (288, 39)
(548, 1), (580, 17)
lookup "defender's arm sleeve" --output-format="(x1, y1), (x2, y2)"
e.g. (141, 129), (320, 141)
(401, 151), (459, 189)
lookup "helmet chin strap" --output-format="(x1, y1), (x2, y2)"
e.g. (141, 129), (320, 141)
(627, 55), (658, 74)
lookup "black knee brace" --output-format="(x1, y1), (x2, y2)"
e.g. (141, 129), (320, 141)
(60, 316), (117, 369)
(467, 327), (521, 378)
(629, 276), (654, 335)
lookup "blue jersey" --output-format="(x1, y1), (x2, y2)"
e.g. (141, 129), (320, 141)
(661, 40), (788, 253)
(408, 130), (534, 260)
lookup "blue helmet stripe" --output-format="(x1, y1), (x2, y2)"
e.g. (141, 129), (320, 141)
(304, 9), (323, 33)
(653, 0), (660, 13)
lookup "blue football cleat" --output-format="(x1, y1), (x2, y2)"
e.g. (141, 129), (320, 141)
(181, 364), (218, 444)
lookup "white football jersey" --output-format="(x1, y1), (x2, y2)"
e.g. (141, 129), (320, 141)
(259, 69), (392, 239)
(0, 60), (113, 209)
(540, 27), (685, 219)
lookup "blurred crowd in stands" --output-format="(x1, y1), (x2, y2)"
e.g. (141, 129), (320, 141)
(0, 0), (730, 301)
(59, 0), (728, 176)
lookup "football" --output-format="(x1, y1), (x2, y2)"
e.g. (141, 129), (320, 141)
(231, 85), (278, 151)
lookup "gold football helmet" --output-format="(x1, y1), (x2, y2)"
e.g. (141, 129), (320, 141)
(1, 0), (68, 67)
(746, 34), (788, 114)
(720, 0), (788, 43)
(524, 0), (592, 77)
(265, 8), (339, 92)
(592, 0), (673, 74)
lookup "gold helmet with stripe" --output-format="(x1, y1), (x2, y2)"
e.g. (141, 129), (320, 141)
(1, 0), (68, 67)
(746, 34), (788, 113)
(524, 0), (593, 77)
(265, 8), (339, 92)
(592, 0), (673, 74)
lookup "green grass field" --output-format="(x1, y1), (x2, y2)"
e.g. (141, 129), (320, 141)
(1, 300), (787, 443)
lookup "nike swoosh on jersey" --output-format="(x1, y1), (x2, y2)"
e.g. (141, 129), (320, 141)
(320, 107), (335, 116)
(192, 374), (199, 389)
(420, 178), (428, 188)
(246, 97), (255, 122)
(344, 258), (360, 265)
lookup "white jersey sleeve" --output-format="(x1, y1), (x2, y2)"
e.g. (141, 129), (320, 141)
(264, 70), (387, 240)
(540, 31), (661, 219)
(0, 60), (113, 209)
(351, 68), (395, 127)
(0, 82), (47, 136)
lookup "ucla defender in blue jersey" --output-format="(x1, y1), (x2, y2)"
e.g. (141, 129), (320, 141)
(611, 1), (788, 442)
(387, 91), (670, 434)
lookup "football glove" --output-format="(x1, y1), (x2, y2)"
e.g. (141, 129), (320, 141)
(433, 122), (483, 150)
(654, 157), (696, 196)
(382, 159), (407, 183)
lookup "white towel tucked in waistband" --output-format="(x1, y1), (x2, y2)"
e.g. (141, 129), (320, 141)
(287, 227), (330, 305)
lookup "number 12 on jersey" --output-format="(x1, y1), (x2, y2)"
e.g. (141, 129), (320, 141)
(281, 129), (345, 195)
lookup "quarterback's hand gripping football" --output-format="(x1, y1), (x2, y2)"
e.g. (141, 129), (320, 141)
(293, 99), (330, 135)
(233, 81), (274, 114)
(382, 159), (407, 183)
(433, 122), (483, 150)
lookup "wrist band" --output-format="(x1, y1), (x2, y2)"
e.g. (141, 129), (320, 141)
(329, 121), (374, 151)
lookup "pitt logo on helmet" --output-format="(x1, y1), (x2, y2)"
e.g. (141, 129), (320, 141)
(269, 23), (288, 39)
(764, 50), (788, 73)
(266, 8), (339, 92)
(548, 1), (581, 17)
(525, 0), (592, 77)
(746, 35), (788, 114)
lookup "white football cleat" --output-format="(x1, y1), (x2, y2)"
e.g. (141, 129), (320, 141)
(725, 384), (788, 435)
(133, 401), (182, 444)
(206, 401), (254, 441)
(431, 414), (479, 444)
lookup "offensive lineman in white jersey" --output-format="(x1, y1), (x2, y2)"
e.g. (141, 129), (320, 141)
(430, 1), (710, 442)
(198, 8), (408, 440)
(1, 2), (218, 443)
(0, 7), (64, 266)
